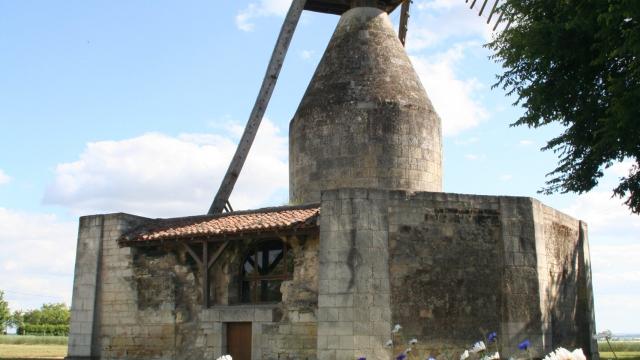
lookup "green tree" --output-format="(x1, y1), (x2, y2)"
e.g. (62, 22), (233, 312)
(23, 303), (70, 326)
(10, 310), (25, 334)
(0, 290), (10, 334)
(487, 0), (640, 213)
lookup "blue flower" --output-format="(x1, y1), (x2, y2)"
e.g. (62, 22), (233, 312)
(357, 358), (366, 360)
(487, 332), (497, 343)
(396, 353), (407, 360)
(518, 339), (530, 350)
(427, 357), (437, 360)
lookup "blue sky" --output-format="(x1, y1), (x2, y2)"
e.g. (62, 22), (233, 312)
(0, 0), (638, 333)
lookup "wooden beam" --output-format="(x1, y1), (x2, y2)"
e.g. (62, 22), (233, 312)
(207, 241), (229, 269)
(203, 241), (210, 308)
(183, 242), (202, 267)
(207, 0), (307, 215)
(398, 0), (411, 47)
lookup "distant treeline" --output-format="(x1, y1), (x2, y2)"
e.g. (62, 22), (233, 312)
(12, 303), (70, 336)
(1, 291), (70, 336)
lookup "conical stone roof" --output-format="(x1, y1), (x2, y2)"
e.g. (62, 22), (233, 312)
(289, 7), (442, 204)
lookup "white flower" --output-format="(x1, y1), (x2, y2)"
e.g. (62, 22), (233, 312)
(405, 348), (413, 354)
(385, 339), (394, 347)
(409, 338), (418, 345)
(216, 356), (232, 360)
(542, 347), (586, 360)
(392, 324), (402, 333)
(481, 352), (500, 360)
(460, 350), (470, 360)
(571, 348), (586, 360)
(470, 341), (487, 353)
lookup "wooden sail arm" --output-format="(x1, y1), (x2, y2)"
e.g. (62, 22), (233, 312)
(207, 0), (307, 215)
(398, 0), (411, 46)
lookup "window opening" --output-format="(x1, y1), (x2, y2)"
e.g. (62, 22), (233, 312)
(240, 240), (293, 303)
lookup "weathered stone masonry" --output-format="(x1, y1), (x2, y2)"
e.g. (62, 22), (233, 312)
(67, 189), (597, 360)
(67, 3), (597, 360)
(316, 188), (597, 359)
(67, 211), (321, 360)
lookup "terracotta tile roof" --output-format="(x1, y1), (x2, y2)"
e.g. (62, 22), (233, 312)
(119, 204), (320, 244)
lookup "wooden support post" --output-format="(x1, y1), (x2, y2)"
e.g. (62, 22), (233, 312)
(207, 0), (307, 215)
(203, 241), (209, 308)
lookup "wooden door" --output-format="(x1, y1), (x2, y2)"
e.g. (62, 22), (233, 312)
(227, 322), (252, 360)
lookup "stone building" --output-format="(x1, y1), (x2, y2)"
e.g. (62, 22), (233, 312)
(66, 4), (598, 360)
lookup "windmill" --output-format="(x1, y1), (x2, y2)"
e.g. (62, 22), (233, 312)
(207, 0), (508, 215)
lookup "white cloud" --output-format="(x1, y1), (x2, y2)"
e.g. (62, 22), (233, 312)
(608, 159), (635, 177)
(596, 294), (640, 334)
(0, 208), (76, 311)
(236, 0), (290, 32)
(408, 0), (494, 52)
(299, 50), (315, 60)
(454, 136), (480, 146)
(43, 119), (289, 218)
(563, 191), (640, 241)
(411, 44), (489, 136)
(499, 174), (513, 182)
(519, 139), (534, 146)
(0, 169), (10, 185)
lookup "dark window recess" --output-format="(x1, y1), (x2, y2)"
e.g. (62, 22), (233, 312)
(240, 240), (293, 303)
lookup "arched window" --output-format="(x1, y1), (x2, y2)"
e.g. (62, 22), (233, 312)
(240, 240), (293, 303)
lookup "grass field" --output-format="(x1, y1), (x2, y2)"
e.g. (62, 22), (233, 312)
(601, 352), (640, 360)
(0, 344), (67, 359)
(600, 341), (640, 352)
(0, 336), (68, 346)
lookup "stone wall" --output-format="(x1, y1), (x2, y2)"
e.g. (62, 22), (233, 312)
(318, 189), (393, 360)
(318, 188), (597, 360)
(67, 213), (149, 359)
(67, 213), (320, 360)
(387, 194), (503, 349)
(538, 204), (598, 357)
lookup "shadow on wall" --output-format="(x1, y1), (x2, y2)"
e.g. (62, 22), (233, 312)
(546, 221), (596, 356)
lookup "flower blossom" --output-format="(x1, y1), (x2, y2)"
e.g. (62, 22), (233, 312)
(385, 339), (394, 347)
(460, 350), (470, 360)
(542, 347), (586, 360)
(392, 324), (402, 333)
(357, 357), (366, 360)
(409, 338), (418, 345)
(481, 352), (500, 360)
(396, 353), (407, 360)
(487, 332), (498, 343)
(470, 341), (487, 353)
(427, 357), (436, 360)
(518, 340), (530, 351)
(216, 356), (232, 360)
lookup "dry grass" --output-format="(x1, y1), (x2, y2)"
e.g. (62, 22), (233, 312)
(0, 336), (68, 346)
(0, 344), (67, 359)
(601, 352), (640, 360)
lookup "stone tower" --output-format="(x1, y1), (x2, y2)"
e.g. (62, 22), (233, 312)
(289, 6), (442, 204)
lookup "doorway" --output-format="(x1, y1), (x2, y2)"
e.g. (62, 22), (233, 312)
(227, 322), (252, 360)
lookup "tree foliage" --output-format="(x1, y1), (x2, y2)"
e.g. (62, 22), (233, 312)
(0, 291), (10, 333)
(487, 0), (640, 213)
(22, 303), (70, 326)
